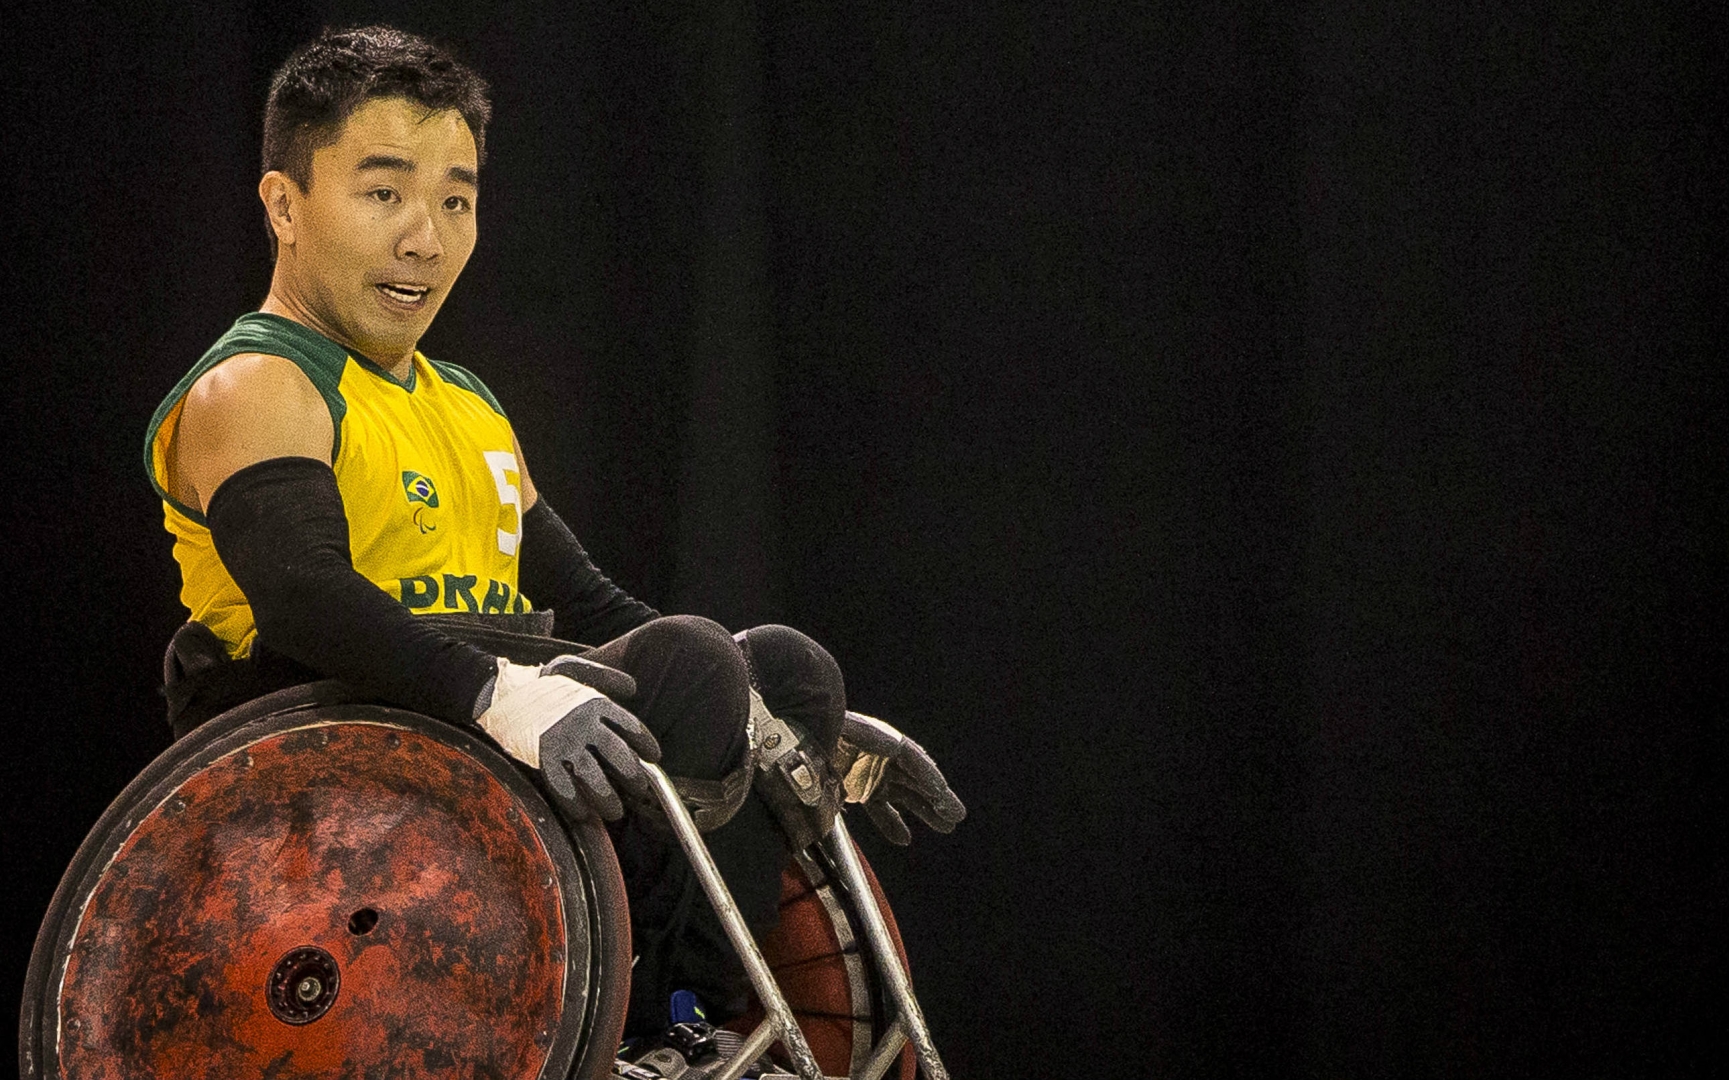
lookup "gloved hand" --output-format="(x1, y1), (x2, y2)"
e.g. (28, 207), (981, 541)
(473, 655), (660, 821)
(836, 711), (966, 846)
(539, 653), (638, 701)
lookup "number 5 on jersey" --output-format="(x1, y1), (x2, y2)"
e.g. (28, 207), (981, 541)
(484, 450), (522, 556)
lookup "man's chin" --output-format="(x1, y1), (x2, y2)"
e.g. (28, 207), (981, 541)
(345, 304), (438, 364)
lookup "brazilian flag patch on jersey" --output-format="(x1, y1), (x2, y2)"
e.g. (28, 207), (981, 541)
(401, 471), (440, 508)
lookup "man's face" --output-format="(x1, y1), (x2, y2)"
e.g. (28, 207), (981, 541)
(279, 96), (479, 361)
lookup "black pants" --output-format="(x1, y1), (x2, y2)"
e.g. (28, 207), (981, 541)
(582, 616), (847, 1036)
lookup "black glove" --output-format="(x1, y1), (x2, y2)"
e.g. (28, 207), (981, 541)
(540, 653), (638, 701)
(473, 656), (661, 822)
(837, 711), (966, 846)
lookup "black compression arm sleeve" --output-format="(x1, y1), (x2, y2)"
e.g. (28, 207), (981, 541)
(206, 456), (500, 725)
(518, 499), (659, 645)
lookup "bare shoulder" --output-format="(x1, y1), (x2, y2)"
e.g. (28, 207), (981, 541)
(184, 352), (323, 412)
(173, 353), (335, 512)
(511, 430), (541, 510)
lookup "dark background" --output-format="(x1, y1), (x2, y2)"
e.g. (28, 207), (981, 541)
(3, 1), (1724, 1076)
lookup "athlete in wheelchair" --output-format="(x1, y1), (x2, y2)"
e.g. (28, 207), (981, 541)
(21, 27), (963, 1080)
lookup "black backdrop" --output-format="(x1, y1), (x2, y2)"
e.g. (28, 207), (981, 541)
(2, 1), (1723, 1076)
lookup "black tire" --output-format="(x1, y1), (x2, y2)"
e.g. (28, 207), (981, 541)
(20, 684), (631, 1080)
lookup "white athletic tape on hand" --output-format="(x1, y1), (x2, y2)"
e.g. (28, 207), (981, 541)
(474, 658), (605, 768)
(838, 711), (904, 803)
(842, 747), (891, 803)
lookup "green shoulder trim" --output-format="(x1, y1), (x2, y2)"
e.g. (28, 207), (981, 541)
(142, 313), (351, 523)
(429, 359), (507, 417)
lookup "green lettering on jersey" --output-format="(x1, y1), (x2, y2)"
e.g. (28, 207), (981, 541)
(482, 578), (512, 615)
(400, 575), (439, 609)
(443, 573), (480, 613)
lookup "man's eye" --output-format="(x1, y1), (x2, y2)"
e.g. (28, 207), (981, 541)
(370, 188), (398, 203)
(444, 195), (472, 212)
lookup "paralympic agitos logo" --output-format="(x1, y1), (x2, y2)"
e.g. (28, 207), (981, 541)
(401, 470), (440, 533)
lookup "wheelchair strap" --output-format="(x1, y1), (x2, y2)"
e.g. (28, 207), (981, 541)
(669, 765), (754, 833)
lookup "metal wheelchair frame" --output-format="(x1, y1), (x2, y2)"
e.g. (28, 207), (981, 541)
(640, 764), (951, 1080)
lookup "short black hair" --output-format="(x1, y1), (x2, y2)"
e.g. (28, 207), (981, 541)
(263, 25), (492, 191)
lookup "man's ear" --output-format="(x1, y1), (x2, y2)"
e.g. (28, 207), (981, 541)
(259, 171), (300, 249)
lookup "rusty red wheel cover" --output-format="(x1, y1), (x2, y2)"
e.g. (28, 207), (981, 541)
(43, 711), (589, 1080)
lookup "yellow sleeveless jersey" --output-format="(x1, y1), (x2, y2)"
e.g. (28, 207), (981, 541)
(145, 312), (531, 657)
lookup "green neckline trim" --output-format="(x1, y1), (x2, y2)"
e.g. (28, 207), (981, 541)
(351, 349), (418, 392)
(236, 313), (419, 392)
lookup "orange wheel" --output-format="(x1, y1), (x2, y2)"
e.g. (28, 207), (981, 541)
(20, 685), (631, 1080)
(728, 841), (917, 1080)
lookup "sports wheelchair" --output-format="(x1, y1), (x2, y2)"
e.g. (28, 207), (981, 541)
(21, 625), (951, 1080)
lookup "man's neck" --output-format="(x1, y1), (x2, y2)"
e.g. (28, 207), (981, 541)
(260, 285), (415, 382)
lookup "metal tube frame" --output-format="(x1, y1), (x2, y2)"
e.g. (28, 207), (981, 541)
(642, 763), (824, 1080)
(819, 816), (950, 1080)
(639, 766), (950, 1080)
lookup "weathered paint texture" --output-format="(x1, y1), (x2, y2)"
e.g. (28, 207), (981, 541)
(56, 721), (568, 1080)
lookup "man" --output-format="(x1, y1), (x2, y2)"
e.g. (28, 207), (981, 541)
(143, 25), (963, 1042)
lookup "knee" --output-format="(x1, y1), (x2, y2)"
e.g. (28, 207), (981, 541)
(734, 625), (846, 749)
(617, 616), (752, 774)
(736, 625), (843, 693)
(640, 613), (736, 654)
(633, 615), (749, 689)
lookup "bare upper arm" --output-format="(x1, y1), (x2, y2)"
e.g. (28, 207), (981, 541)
(171, 353), (335, 514)
(513, 431), (540, 512)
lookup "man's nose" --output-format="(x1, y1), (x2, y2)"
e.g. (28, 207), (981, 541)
(396, 206), (444, 262)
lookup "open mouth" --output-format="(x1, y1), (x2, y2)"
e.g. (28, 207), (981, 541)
(375, 283), (431, 306)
